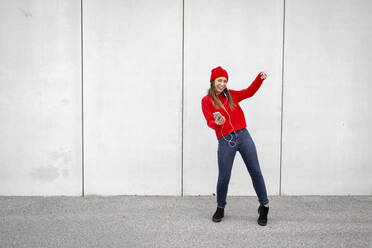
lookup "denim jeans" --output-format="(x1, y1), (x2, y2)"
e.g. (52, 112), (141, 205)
(216, 127), (269, 208)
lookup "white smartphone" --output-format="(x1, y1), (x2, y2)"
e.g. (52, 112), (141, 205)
(213, 112), (222, 119)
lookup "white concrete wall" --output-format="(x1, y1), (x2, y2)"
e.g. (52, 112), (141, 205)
(1, 0), (372, 196)
(0, 0), (82, 195)
(281, 0), (372, 195)
(83, 0), (183, 195)
(183, 0), (283, 196)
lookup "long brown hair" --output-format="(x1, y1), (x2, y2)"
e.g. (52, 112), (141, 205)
(208, 80), (235, 111)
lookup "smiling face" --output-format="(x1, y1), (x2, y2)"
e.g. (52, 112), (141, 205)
(213, 76), (228, 95)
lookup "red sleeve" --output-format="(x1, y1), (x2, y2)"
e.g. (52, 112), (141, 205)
(201, 96), (218, 130)
(230, 73), (264, 103)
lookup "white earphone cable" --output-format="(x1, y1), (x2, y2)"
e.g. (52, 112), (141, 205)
(220, 95), (236, 147)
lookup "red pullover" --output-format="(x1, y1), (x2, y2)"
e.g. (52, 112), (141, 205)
(201, 73), (264, 139)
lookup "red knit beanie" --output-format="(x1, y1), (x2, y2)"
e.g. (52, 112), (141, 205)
(210, 66), (229, 83)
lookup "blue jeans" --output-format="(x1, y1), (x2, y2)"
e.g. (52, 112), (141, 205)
(216, 127), (269, 208)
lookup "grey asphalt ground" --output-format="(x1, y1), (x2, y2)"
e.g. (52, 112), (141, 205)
(0, 195), (371, 248)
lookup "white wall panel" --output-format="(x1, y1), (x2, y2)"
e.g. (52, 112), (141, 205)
(184, 0), (283, 196)
(84, 0), (183, 195)
(0, 0), (82, 195)
(282, 0), (372, 195)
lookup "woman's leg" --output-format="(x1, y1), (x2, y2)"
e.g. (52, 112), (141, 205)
(238, 129), (269, 206)
(216, 136), (238, 208)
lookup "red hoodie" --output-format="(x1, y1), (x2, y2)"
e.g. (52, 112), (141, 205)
(201, 73), (264, 139)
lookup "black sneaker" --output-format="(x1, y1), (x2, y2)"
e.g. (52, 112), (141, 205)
(257, 205), (269, 226)
(212, 207), (224, 222)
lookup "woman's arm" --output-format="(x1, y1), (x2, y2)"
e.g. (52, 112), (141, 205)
(230, 72), (266, 103)
(201, 97), (218, 130)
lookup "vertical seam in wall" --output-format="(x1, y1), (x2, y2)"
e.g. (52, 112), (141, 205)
(181, 0), (185, 197)
(81, 0), (85, 197)
(279, 0), (286, 196)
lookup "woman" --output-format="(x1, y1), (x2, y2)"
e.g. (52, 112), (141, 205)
(201, 66), (270, 226)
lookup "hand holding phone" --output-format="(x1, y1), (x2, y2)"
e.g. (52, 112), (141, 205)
(213, 112), (225, 125)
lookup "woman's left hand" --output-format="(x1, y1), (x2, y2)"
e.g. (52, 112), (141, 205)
(260, 72), (267, 80)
